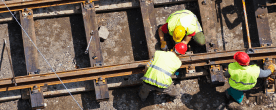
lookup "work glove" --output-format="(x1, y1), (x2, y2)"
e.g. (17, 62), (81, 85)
(264, 61), (276, 73)
(268, 64), (276, 73)
(161, 41), (168, 51)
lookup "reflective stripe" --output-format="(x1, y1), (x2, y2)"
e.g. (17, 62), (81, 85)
(194, 14), (202, 32)
(141, 77), (170, 88)
(147, 59), (154, 67)
(149, 64), (172, 76)
(230, 78), (255, 85)
(196, 20), (202, 32)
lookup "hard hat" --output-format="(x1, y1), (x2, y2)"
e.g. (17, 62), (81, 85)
(174, 43), (187, 55)
(233, 52), (250, 66)
(173, 26), (186, 43)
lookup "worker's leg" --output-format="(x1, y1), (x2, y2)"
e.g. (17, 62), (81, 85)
(226, 87), (244, 104)
(157, 83), (180, 97)
(139, 82), (153, 101)
(193, 32), (206, 46)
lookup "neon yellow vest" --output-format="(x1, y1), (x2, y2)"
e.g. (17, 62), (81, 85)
(166, 10), (202, 37)
(228, 62), (260, 91)
(142, 51), (182, 88)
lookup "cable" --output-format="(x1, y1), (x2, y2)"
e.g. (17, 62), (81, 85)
(1, 0), (83, 109)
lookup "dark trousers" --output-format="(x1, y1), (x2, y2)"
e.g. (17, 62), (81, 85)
(138, 82), (179, 100)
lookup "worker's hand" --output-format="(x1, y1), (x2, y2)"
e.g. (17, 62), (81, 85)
(161, 41), (168, 51)
(181, 40), (188, 44)
(268, 64), (276, 73)
(264, 61), (276, 73)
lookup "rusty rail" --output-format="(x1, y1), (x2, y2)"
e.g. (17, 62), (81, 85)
(0, 47), (276, 92)
(0, 0), (98, 13)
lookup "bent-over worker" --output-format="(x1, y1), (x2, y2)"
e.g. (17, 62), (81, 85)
(224, 52), (275, 104)
(139, 43), (187, 101)
(159, 9), (205, 51)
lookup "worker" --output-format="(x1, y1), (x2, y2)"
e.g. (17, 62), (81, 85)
(138, 43), (187, 101)
(224, 52), (275, 104)
(159, 9), (205, 51)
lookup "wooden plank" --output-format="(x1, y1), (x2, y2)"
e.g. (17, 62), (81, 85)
(198, 0), (219, 52)
(252, 0), (272, 47)
(81, 2), (103, 67)
(19, 9), (39, 74)
(139, 0), (158, 58)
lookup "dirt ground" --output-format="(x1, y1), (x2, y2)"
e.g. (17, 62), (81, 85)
(0, 0), (276, 110)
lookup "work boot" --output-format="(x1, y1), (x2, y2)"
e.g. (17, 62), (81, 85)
(225, 90), (230, 99)
(141, 98), (146, 102)
(138, 91), (147, 101)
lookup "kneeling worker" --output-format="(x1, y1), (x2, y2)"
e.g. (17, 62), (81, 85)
(159, 9), (205, 50)
(139, 43), (187, 101)
(225, 52), (275, 104)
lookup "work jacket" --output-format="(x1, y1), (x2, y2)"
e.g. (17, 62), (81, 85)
(228, 62), (260, 91)
(141, 51), (181, 88)
(166, 10), (202, 37)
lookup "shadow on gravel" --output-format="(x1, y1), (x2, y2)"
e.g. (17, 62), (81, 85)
(69, 15), (91, 68)
(7, 21), (27, 76)
(112, 86), (166, 110)
(181, 77), (227, 109)
(126, 9), (149, 61)
(17, 99), (31, 110)
(80, 89), (100, 109)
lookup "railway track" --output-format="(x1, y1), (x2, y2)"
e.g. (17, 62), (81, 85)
(0, 0), (275, 109)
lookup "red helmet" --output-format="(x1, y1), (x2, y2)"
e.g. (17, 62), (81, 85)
(175, 43), (187, 55)
(233, 52), (250, 65)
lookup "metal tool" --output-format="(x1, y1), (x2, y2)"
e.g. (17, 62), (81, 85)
(85, 30), (94, 54)
(85, 35), (93, 54)
(3, 39), (16, 86)
(242, 0), (254, 53)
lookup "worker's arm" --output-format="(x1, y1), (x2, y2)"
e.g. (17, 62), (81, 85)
(145, 58), (154, 73)
(181, 32), (195, 44)
(259, 69), (272, 78)
(159, 24), (169, 50)
(260, 62), (276, 78)
(224, 70), (230, 78)
(224, 69), (272, 78)
(158, 24), (167, 42)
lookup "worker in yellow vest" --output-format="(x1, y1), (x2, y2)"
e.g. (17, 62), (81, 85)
(139, 43), (187, 101)
(159, 9), (205, 50)
(224, 52), (275, 104)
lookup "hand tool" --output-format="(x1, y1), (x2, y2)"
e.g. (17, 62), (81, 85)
(242, 0), (254, 53)
(85, 30), (94, 54)
(85, 35), (93, 54)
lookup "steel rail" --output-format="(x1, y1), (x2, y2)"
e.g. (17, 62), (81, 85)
(0, 47), (276, 92)
(0, 0), (197, 23)
(0, 0), (98, 13)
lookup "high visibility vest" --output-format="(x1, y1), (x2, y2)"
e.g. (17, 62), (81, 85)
(166, 10), (203, 37)
(228, 62), (260, 91)
(141, 51), (182, 88)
